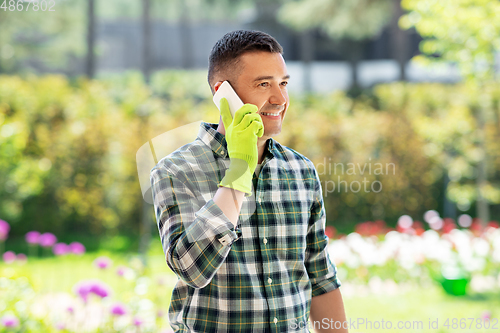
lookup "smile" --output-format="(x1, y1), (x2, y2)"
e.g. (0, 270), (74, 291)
(260, 112), (281, 116)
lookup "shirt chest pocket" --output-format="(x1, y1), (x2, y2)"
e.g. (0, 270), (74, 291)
(270, 201), (308, 256)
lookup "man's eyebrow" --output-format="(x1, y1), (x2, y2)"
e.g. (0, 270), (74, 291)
(254, 74), (291, 81)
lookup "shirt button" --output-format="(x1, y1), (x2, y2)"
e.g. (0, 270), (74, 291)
(257, 197), (261, 203)
(220, 150), (225, 155)
(273, 317), (278, 324)
(263, 238), (268, 244)
(268, 277), (272, 284)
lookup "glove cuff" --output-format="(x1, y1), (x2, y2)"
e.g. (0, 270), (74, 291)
(219, 158), (254, 196)
(228, 152), (258, 173)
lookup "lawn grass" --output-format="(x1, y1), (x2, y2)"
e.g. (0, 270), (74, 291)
(1, 240), (498, 333)
(1, 239), (176, 314)
(343, 283), (499, 333)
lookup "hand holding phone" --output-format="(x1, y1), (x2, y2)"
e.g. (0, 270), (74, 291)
(215, 81), (263, 196)
(213, 81), (244, 118)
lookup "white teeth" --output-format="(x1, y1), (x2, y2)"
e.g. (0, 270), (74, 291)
(261, 112), (280, 116)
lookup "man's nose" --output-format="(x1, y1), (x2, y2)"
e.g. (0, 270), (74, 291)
(269, 85), (287, 106)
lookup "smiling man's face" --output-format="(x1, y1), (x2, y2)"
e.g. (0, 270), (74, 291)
(215, 51), (290, 140)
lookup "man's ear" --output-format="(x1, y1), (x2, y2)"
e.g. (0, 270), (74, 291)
(214, 81), (224, 93)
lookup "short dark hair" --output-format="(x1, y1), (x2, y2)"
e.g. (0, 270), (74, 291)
(208, 30), (283, 91)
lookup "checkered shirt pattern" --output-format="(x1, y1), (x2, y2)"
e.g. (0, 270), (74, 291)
(150, 122), (341, 333)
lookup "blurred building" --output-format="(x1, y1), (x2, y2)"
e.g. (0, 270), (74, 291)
(91, 11), (463, 92)
(98, 20), (423, 70)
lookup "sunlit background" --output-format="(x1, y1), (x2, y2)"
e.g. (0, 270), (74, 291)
(1, 0), (500, 332)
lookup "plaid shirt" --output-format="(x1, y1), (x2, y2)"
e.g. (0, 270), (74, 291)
(150, 122), (341, 333)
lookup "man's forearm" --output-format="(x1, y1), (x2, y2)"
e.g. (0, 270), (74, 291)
(310, 288), (348, 333)
(213, 186), (245, 227)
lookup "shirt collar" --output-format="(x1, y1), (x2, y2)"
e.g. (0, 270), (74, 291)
(197, 122), (277, 159)
(197, 122), (227, 157)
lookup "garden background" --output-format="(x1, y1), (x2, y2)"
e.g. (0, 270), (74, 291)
(1, 0), (500, 332)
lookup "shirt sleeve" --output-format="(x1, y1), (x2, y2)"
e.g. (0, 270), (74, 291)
(305, 165), (342, 297)
(150, 161), (238, 289)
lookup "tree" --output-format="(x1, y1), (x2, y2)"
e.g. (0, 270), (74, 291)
(389, 0), (411, 81)
(0, 0), (86, 74)
(277, 0), (396, 87)
(400, 0), (500, 225)
(142, 0), (152, 83)
(86, 0), (96, 78)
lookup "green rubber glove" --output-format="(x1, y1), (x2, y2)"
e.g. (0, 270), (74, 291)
(219, 97), (264, 196)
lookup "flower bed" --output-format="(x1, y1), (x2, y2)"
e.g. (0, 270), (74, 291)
(328, 212), (500, 295)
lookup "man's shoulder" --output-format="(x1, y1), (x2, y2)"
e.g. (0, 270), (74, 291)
(153, 139), (211, 173)
(273, 140), (316, 171)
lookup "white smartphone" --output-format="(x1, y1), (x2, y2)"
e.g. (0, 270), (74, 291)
(213, 81), (244, 118)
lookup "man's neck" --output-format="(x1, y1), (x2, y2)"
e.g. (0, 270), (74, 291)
(256, 137), (268, 164)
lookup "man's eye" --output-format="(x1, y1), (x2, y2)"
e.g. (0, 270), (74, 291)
(259, 82), (269, 87)
(281, 81), (288, 86)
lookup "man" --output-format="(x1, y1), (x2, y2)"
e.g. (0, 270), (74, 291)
(150, 30), (347, 333)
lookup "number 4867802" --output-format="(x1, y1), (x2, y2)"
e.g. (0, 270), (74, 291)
(1, 0), (56, 11)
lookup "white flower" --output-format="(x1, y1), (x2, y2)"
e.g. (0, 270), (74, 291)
(472, 238), (490, 257)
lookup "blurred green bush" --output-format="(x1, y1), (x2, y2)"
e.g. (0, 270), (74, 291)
(0, 71), (499, 242)
(282, 83), (500, 230)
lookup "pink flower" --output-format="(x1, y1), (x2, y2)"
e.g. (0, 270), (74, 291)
(67, 306), (74, 314)
(325, 226), (336, 239)
(355, 220), (386, 236)
(39, 233), (57, 247)
(94, 256), (112, 269)
(116, 265), (127, 277)
(74, 281), (92, 303)
(482, 311), (491, 320)
(397, 215), (414, 229)
(0, 219), (10, 241)
(69, 242), (86, 255)
(1, 314), (19, 328)
(89, 282), (111, 298)
(73, 280), (112, 303)
(2, 251), (16, 264)
(442, 218), (456, 234)
(110, 302), (127, 316)
(133, 316), (144, 326)
(487, 221), (499, 229)
(53, 243), (69, 256)
(16, 253), (27, 264)
(25, 231), (40, 244)
(157, 276), (166, 285)
(56, 322), (65, 330)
